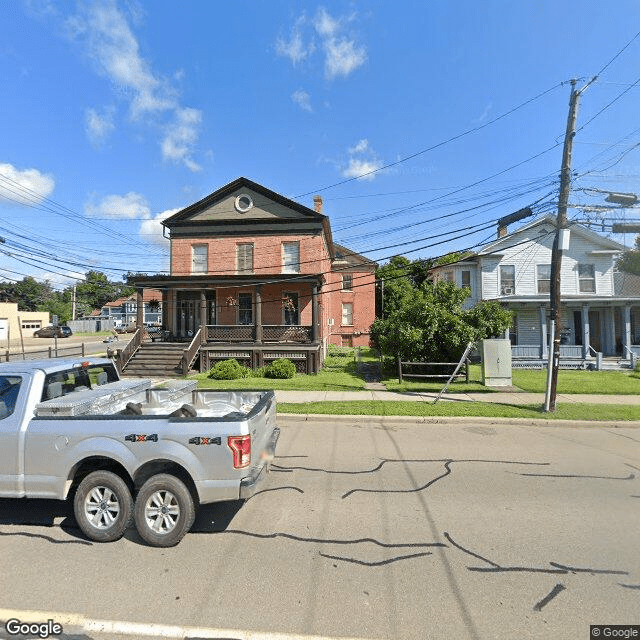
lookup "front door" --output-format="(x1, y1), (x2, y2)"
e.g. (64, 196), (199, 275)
(588, 310), (602, 352)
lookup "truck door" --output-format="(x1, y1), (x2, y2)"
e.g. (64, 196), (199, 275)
(0, 376), (25, 496)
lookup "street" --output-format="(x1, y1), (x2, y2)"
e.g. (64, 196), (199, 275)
(0, 417), (638, 640)
(2, 334), (122, 362)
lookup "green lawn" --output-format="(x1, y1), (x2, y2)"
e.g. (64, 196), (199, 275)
(512, 368), (640, 394)
(383, 364), (494, 393)
(278, 400), (640, 421)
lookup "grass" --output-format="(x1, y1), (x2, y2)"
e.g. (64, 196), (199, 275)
(383, 364), (494, 393)
(512, 368), (640, 395)
(192, 347), (367, 391)
(278, 400), (640, 421)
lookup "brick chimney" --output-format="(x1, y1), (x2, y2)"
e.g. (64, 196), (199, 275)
(313, 195), (323, 213)
(497, 224), (508, 238)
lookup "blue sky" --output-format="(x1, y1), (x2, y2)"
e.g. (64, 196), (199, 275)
(2, 0), (640, 289)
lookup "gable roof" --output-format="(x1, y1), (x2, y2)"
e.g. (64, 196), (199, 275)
(477, 214), (625, 255)
(161, 176), (335, 257)
(332, 243), (377, 270)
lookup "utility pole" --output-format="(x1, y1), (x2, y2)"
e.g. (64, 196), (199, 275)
(72, 284), (77, 321)
(544, 80), (581, 412)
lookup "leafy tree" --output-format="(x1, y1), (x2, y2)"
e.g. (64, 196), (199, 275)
(616, 235), (640, 275)
(74, 271), (135, 317)
(371, 277), (512, 364)
(0, 277), (54, 311)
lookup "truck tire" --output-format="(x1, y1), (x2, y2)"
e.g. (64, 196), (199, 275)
(134, 474), (195, 547)
(73, 470), (133, 543)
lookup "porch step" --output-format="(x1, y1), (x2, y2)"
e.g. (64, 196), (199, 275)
(122, 342), (190, 378)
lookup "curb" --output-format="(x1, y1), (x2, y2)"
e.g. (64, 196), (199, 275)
(276, 413), (640, 428)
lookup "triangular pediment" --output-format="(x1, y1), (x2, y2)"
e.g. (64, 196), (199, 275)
(162, 177), (323, 227)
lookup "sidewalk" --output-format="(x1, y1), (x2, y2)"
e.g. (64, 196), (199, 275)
(274, 389), (640, 405)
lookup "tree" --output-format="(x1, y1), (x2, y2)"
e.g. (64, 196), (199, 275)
(74, 271), (135, 317)
(371, 278), (512, 364)
(616, 235), (640, 275)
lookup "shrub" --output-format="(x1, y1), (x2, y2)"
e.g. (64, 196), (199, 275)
(265, 358), (297, 379)
(327, 344), (355, 358)
(208, 358), (250, 380)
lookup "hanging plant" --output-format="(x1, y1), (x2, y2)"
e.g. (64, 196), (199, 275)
(226, 296), (237, 307)
(282, 296), (295, 311)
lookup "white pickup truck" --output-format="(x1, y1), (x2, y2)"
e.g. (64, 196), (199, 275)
(0, 358), (279, 547)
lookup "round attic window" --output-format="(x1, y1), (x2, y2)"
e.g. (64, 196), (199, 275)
(234, 194), (253, 213)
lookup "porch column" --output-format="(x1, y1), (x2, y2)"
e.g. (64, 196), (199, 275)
(606, 307), (616, 356)
(136, 288), (144, 329)
(200, 291), (207, 345)
(582, 305), (590, 358)
(311, 285), (319, 343)
(539, 306), (548, 360)
(624, 305), (632, 356)
(171, 290), (178, 335)
(254, 285), (262, 344)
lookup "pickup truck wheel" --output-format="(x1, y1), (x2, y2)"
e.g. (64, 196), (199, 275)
(73, 471), (133, 543)
(134, 474), (195, 547)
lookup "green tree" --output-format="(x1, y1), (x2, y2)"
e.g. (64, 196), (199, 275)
(74, 271), (135, 317)
(616, 235), (640, 275)
(0, 277), (54, 311)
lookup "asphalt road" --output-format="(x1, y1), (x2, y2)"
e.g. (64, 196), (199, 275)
(0, 417), (638, 640)
(2, 334), (123, 361)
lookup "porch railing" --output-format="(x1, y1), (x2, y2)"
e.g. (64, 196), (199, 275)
(206, 325), (253, 342)
(116, 328), (143, 373)
(204, 324), (312, 343)
(511, 345), (590, 359)
(263, 325), (311, 343)
(181, 328), (202, 375)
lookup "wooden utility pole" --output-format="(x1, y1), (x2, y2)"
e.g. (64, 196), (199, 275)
(544, 80), (581, 412)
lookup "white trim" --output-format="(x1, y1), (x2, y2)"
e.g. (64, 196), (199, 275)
(234, 193), (254, 213)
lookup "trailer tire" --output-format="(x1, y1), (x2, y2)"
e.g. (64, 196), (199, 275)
(73, 470), (133, 543)
(134, 474), (195, 547)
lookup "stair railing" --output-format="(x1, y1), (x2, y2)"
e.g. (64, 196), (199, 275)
(181, 327), (202, 376)
(116, 328), (144, 374)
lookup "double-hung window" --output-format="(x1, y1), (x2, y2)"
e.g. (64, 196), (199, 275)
(342, 303), (353, 326)
(578, 264), (595, 293)
(192, 244), (208, 274)
(282, 242), (300, 274)
(500, 265), (515, 295)
(236, 243), (254, 274)
(536, 264), (551, 294)
(238, 293), (253, 325)
(342, 274), (353, 291)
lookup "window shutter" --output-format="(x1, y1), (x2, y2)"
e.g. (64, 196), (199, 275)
(237, 244), (254, 274)
(282, 242), (300, 273)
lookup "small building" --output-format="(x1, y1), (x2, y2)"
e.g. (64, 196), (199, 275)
(0, 303), (49, 341)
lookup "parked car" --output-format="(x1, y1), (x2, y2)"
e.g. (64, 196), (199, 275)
(33, 326), (72, 338)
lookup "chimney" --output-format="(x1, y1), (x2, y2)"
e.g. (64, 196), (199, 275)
(497, 224), (508, 239)
(313, 195), (323, 213)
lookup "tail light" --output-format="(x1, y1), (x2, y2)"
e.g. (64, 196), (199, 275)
(228, 435), (251, 469)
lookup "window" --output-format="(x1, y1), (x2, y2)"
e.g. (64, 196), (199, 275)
(238, 293), (253, 325)
(0, 376), (21, 419)
(461, 270), (471, 289)
(342, 274), (353, 291)
(282, 242), (300, 274)
(192, 244), (208, 274)
(537, 264), (551, 294)
(234, 194), (253, 213)
(236, 243), (254, 274)
(442, 271), (454, 282)
(578, 264), (595, 293)
(500, 265), (515, 295)
(283, 292), (299, 325)
(342, 303), (353, 326)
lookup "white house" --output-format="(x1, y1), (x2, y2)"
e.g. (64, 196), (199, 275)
(430, 215), (640, 365)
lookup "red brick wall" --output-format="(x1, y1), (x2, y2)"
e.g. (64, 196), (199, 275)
(171, 235), (331, 276)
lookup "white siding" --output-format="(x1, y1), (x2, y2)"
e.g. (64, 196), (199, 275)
(517, 310), (540, 346)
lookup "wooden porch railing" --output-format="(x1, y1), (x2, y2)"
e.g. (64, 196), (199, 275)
(206, 325), (253, 342)
(204, 324), (312, 343)
(181, 328), (202, 375)
(263, 325), (311, 343)
(116, 328), (144, 374)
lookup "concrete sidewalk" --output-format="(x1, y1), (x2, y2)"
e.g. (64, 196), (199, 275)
(274, 389), (640, 405)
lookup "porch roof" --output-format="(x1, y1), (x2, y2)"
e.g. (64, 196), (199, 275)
(127, 273), (325, 289)
(494, 294), (640, 305)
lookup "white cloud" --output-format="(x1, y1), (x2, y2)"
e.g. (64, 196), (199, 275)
(277, 7), (367, 81)
(85, 192), (151, 219)
(341, 138), (382, 181)
(0, 163), (55, 206)
(139, 207), (179, 246)
(67, 0), (202, 170)
(161, 107), (202, 172)
(275, 16), (315, 65)
(85, 106), (116, 144)
(291, 89), (313, 112)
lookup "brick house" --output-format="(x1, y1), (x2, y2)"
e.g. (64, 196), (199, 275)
(125, 177), (376, 375)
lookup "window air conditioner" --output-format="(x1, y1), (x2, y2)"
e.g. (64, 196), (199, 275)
(502, 287), (514, 295)
(328, 318), (334, 326)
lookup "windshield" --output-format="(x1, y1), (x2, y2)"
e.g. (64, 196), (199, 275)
(41, 364), (119, 402)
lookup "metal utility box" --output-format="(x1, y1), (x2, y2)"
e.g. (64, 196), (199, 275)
(481, 339), (512, 386)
